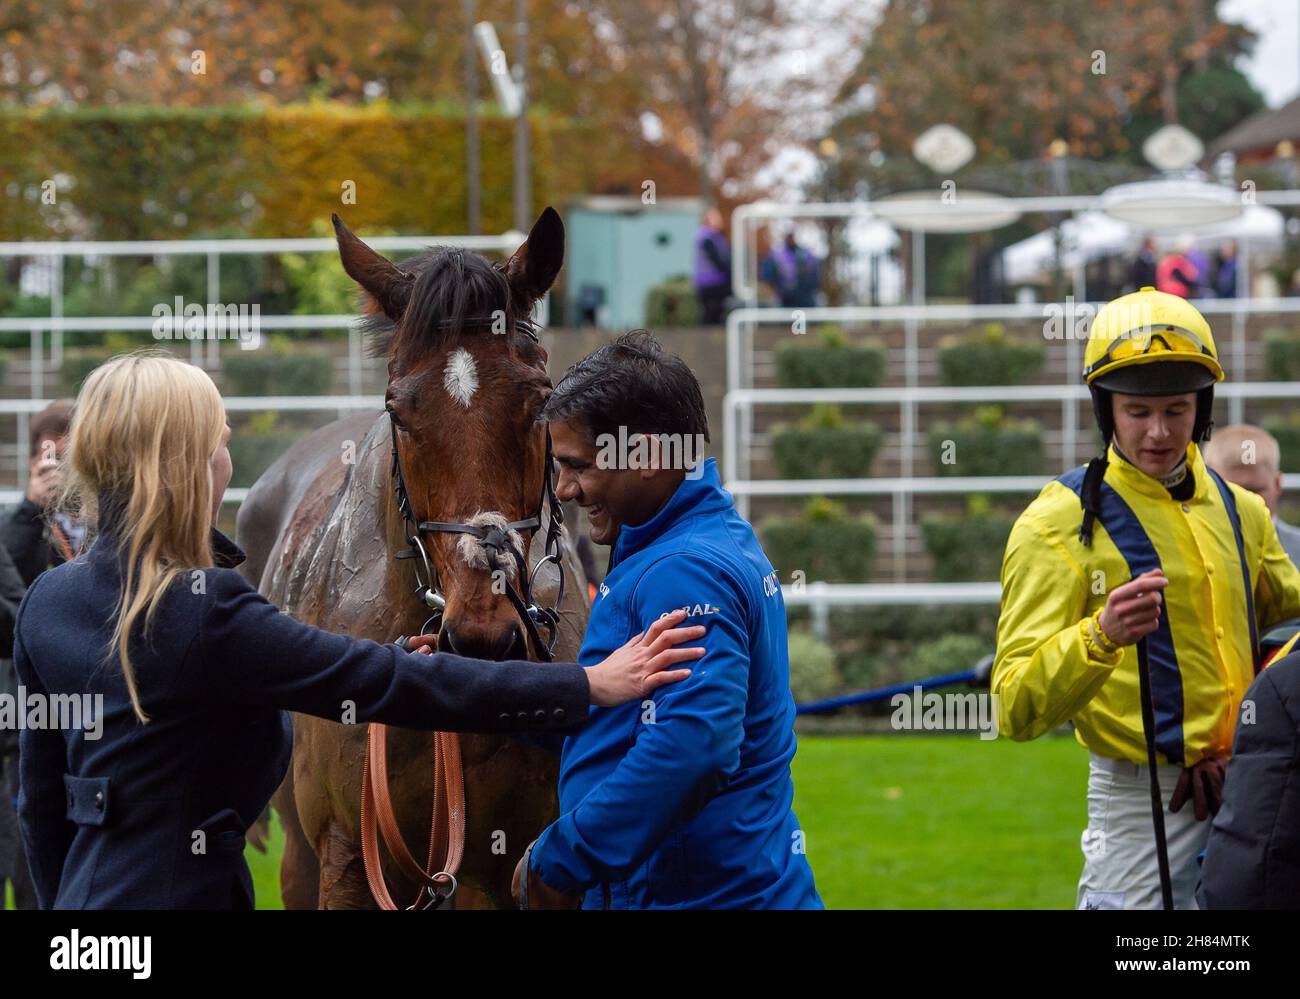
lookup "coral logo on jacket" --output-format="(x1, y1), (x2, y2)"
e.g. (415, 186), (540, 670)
(660, 603), (721, 619)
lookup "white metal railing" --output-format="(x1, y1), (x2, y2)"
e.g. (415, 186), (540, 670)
(725, 299), (1300, 513)
(0, 395), (385, 504)
(728, 192), (1300, 624)
(0, 232), (545, 504)
(0, 232), (532, 397)
(725, 377), (1300, 592)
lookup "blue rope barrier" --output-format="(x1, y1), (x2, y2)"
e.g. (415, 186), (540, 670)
(795, 668), (980, 716)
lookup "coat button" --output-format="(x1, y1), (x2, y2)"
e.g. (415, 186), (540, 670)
(1206, 564), (1215, 575)
(1216, 626), (1225, 639)
(534, 709), (547, 724)
(1181, 504), (1190, 513)
(498, 712), (511, 727)
(552, 708), (566, 724)
(93, 791), (104, 811)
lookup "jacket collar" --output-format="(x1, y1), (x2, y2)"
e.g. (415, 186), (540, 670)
(610, 458), (731, 567)
(93, 488), (246, 569)
(1105, 441), (1210, 503)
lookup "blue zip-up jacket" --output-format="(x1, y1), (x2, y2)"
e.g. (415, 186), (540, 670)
(530, 459), (822, 909)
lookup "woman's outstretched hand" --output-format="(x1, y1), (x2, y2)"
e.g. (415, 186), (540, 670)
(584, 609), (706, 707)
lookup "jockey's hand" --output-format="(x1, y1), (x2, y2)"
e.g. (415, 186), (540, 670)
(1098, 569), (1169, 647)
(1170, 757), (1226, 821)
(512, 851), (582, 910)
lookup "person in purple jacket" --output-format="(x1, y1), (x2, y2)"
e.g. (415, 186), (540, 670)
(693, 206), (732, 325)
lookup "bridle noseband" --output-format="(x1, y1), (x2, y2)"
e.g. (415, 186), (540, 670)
(388, 317), (566, 662)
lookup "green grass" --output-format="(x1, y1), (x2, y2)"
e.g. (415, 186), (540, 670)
(6, 734), (1087, 910)
(791, 733), (1087, 909)
(246, 808), (288, 910)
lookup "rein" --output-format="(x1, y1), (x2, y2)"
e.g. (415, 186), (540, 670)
(361, 316), (566, 910)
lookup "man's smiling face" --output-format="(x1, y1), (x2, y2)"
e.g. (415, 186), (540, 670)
(548, 418), (672, 547)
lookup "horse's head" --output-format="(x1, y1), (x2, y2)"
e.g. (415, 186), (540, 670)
(333, 209), (564, 661)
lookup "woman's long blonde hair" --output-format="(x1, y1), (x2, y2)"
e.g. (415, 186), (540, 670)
(53, 350), (227, 722)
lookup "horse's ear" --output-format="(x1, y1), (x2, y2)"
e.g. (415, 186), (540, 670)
(504, 207), (565, 306)
(332, 214), (414, 323)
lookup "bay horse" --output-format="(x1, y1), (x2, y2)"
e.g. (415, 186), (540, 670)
(236, 208), (590, 908)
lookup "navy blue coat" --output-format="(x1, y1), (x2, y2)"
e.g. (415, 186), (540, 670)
(13, 509), (589, 909)
(1197, 651), (1300, 909)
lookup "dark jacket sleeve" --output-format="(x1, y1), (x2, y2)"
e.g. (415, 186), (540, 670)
(1197, 657), (1300, 909)
(13, 599), (75, 909)
(0, 499), (52, 587)
(0, 540), (27, 663)
(196, 569), (589, 735)
(701, 235), (729, 274)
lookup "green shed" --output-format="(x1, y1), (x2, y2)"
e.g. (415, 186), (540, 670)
(564, 196), (705, 329)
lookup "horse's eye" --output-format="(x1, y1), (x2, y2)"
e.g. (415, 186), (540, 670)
(385, 404), (407, 430)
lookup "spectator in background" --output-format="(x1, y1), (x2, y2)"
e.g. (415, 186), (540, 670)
(0, 538), (33, 909)
(693, 206), (732, 325)
(761, 231), (820, 308)
(1186, 240), (1211, 296)
(0, 401), (82, 584)
(1156, 236), (1200, 299)
(1213, 241), (1239, 299)
(1129, 237), (1157, 291)
(1202, 423), (1300, 567)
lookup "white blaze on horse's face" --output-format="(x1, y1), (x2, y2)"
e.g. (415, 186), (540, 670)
(442, 348), (479, 408)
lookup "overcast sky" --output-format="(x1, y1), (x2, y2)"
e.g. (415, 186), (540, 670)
(1219, 0), (1300, 107)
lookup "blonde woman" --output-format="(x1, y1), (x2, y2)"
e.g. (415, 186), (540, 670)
(13, 352), (703, 910)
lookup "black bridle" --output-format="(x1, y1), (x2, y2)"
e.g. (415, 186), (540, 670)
(388, 318), (566, 662)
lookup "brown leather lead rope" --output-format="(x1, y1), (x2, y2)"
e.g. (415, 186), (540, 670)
(360, 724), (465, 910)
(48, 521), (77, 562)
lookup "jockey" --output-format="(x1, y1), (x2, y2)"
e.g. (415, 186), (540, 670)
(991, 287), (1300, 909)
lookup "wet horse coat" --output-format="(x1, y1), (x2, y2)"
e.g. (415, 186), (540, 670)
(236, 210), (589, 908)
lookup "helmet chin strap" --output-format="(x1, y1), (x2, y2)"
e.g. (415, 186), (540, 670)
(1110, 443), (1188, 490)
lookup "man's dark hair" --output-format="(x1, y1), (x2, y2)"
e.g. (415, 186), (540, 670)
(540, 330), (710, 444)
(30, 399), (73, 451)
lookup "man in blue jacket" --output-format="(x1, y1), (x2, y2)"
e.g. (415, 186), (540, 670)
(513, 330), (822, 909)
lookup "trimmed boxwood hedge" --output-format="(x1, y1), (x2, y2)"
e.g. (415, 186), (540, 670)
(644, 275), (703, 327)
(773, 326), (885, 388)
(760, 497), (876, 582)
(937, 323), (1043, 386)
(927, 406), (1043, 476)
(1262, 414), (1300, 473)
(1264, 329), (1300, 380)
(920, 508), (1017, 581)
(228, 412), (309, 488)
(904, 633), (991, 683)
(222, 343), (334, 396)
(770, 405), (881, 479)
(771, 424), (882, 478)
(787, 630), (843, 703)
(59, 350), (111, 395)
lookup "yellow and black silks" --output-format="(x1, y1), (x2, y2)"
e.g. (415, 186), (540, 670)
(993, 442), (1300, 766)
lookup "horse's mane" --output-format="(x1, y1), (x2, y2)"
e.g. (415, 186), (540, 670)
(360, 246), (523, 364)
